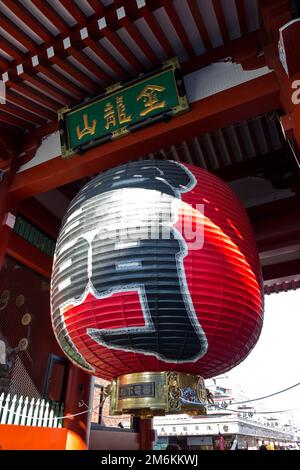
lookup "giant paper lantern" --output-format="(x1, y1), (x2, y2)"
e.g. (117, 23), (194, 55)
(51, 160), (263, 393)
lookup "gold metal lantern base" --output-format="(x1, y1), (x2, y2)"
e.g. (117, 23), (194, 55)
(109, 371), (208, 417)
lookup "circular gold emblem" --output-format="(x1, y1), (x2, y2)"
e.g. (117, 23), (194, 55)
(21, 313), (32, 326)
(18, 338), (28, 351)
(16, 295), (25, 307)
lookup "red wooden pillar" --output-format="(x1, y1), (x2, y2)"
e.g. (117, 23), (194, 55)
(294, 94), (300, 147)
(0, 155), (18, 270)
(261, 1), (300, 150)
(132, 417), (154, 450)
(139, 418), (154, 450)
(63, 363), (94, 449)
(0, 216), (16, 270)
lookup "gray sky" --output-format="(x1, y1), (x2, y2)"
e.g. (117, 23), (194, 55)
(223, 289), (300, 426)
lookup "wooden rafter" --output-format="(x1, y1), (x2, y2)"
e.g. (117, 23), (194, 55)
(114, 0), (160, 67)
(0, 0), (265, 139)
(235, 0), (248, 37)
(260, 114), (274, 154)
(212, 0), (231, 44)
(18, 198), (60, 239)
(0, 111), (35, 131)
(58, 0), (88, 25)
(5, 78), (61, 112)
(7, 233), (52, 279)
(99, 25), (145, 73)
(34, 61), (87, 100)
(0, 102), (46, 127)
(1, 0), (53, 43)
(137, 4), (176, 58)
(79, 35), (130, 81)
(160, 0), (195, 58)
(235, 123), (249, 159)
(5, 89), (56, 121)
(248, 119), (261, 156)
(20, 70), (72, 106)
(0, 13), (37, 52)
(187, 0), (213, 51)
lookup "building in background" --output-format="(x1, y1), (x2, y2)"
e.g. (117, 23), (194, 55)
(154, 377), (300, 450)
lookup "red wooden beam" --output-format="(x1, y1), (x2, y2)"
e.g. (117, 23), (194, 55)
(19, 122), (59, 167)
(209, 133), (224, 168)
(0, 11), (37, 52)
(0, 2), (101, 100)
(1, 3), (103, 98)
(221, 127), (235, 165)
(0, 11), (122, 102)
(0, 33), (24, 62)
(0, 111), (35, 131)
(252, 208), (300, 249)
(0, 123), (25, 140)
(264, 280), (300, 294)
(5, 89), (56, 121)
(0, 2), (76, 104)
(100, 26), (145, 73)
(235, 123), (249, 159)
(48, 54), (100, 94)
(6, 78), (62, 112)
(118, 16), (160, 67)
(22, 122), (59, 150)
(20, 71), (71, 106)
(114, 0), (160, 67)
(161, 0), (195, 58)
(0, 102), (46, 127)
(191, 138), (208, 168)
(27, 0), (127, 86)
(248, 119), (261, 156)
(18, 198), (61, 239)
(58, 0), (88, 25)
(248, 193), (300, 220)
(138, 4), (176, 58)
(61, 45), (111, 85)
(0, 55), (9, 72)
(182, 30), (265, 74)
(0, 0), (264, 132)
(0, 225), (13, 269)
(262, 259), (300, 282)
(79, 36), (129, 81)
(7, 232), (52, 279)
(212, 0), (231, 44)
(30, 0), (70, 34)
(10, 72), (281, 201)
(0, 132), (20, 171)
(214, 148), (288, 182)
(187, 0), (213, 51)
(85, 0), (104, 15)
(235, 0), (248, 37)
(34, 61), (86, 100)
(2, 0), (53, 43)
(260, 115), (274, 154)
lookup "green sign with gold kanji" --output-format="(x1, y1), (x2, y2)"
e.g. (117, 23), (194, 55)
(58, 58), (189, 158)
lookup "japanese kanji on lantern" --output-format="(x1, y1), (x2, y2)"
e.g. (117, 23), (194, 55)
(50, 160), (264, 416)
(58, 58), (189, 158)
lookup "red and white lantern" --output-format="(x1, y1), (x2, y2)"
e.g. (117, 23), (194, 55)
(51, 161), (263, 381)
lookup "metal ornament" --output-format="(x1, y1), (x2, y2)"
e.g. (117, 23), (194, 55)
(21, 313), (32, 326)
(18, 338), (28, 351)
(109, 372), (207, 417)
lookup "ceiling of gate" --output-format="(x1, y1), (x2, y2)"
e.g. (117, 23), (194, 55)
(0, 0), (261, 135)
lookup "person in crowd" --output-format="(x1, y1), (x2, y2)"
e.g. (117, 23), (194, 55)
(259, 444), (268, 450)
